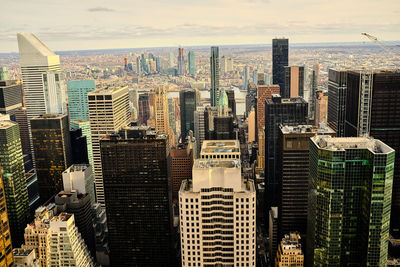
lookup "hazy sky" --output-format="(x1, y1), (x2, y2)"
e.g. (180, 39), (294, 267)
(1, 0), (399, 52)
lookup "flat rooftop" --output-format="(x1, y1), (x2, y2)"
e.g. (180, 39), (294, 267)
(64, 164), (90, 173)
(31, 113), (66, 120)
(88, 85), (127, 95)
(0, 120), (17, 129)
(280, 124), (335, 135)
(195, 159), (241, 169)
(312, 136), (394, 154)
(201, 140), (240, 153)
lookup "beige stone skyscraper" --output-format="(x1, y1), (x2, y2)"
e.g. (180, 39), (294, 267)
(150, 86), (169, 134)
(88, 86), (130, 206)
(275, 232), (304, 267)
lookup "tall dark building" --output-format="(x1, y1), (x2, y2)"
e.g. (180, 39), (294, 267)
(177, 47), (185, 75)
(246, 82), (257, 116)
(214, 116), (234, 140)
(138, 93), (150, 125)
(170, 143), (193, 201)
(272, 38), (289, 96)
(284, 66), (304, 98)
(70, 128), (89, 164)
(101, 125), (172, 266)
(180, 89), (197, 140)
(344, 70), (400, 239)
(15, 107), (31, 155)
(55, 190), (95, 256)
(265, 95), (307, 210)
(210, 46), (219, 106)
(327, 69), (347, 137)
(0, 80), (23, 121)
(226, 89), (236, 116)
(277, 125), (334, 240)
(31, 114), (71, 203)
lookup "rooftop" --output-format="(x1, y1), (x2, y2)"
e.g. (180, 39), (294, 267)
(88, 85), (128, 95)
(64, 164), (90, 173)
(201, 140), (240, 153)
(0, 120), (17, 129)
(32, 113), (66, 120)
(195, 159), (241, 169)
(280, 124), (335, 135)
(102, 124), (167, 141)
(312, 136), (394, 154)
(266, 95), (307, 104)
(13, 248), (35, 257)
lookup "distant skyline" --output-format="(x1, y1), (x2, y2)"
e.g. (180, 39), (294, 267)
(1, 0), (399, 52)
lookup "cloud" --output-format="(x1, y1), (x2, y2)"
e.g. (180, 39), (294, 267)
(87, 7), (115, 12)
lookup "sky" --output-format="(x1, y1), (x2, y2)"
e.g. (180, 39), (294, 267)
(1, 0), (399, 52)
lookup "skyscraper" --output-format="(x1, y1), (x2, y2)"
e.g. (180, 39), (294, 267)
(275, 233), (304, 266)
(0, 67), (9, 80)
(256, 85), (280, 131)
(177, 47), (185, 75)
(170, 143), (193, 201)
(344, 70), (400, 237)
(194, 105), (205, 157)
(226, 89), (236, 117)
(243, 65), (250, 89)
(62, 164), (95, 205)
(31, 114), (71, 203)
(0, 167), (13, 266)
(17, 33), (66, 119)
(309, 62), (320, 119)
(169, 52), (175, 68)
(67, 80), (95, 123)
(307, 136), (394, 266)
(70, 128), (89, 164)
(314, 91), (328, 126)
(284, 66), (304, 98)
(88, 86), (130, 206)
(272, 38), (289, 96)
(210, 46), (220, 106)
(150, 86), (171, 144)
(327, 69), (347, 137)
(0, 121), (31, 247)
(277, 125), (334, 238)
(179, 141), (256, 267)
(14, 107), (31, 155)
(180, 89), (197, 140)
(71, 120), (93, 167)
(265, 96), (308, 209)
(138, 93), (150, 125)
(188, 50), (196, 75)
(100, 125), (172, 266)
(0, 80), (23, 121)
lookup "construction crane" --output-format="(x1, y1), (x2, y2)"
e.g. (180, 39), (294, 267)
(361, 32), (398, 57)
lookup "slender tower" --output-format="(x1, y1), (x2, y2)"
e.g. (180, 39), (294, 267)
(210, 46), (220, 106)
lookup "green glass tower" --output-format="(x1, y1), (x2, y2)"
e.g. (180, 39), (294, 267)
(188, 51), (196, 75)
(307, 136), (394, 267)
(0, 121), (30, 247)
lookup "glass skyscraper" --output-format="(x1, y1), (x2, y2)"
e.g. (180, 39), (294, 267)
(188, 50), (196, 75)
(272, 38), (289, 96)
(67, 80), (95, 122)
(180, 89), (197, 140)
(210, 46), (219, 106)
(307, 135), (394, 266)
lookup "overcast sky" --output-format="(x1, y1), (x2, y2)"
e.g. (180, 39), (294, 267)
(1, 0), (399, 52)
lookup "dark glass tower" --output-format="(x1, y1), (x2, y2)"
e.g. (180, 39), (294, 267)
(264, 95), (307, 210)
(284, 66), (304, 98)
(70, 128), (89, 164)
(272, 38), (289, 96)
(101, 125), (172, 266)
(138, 93), (150, 125)
(0, 121), (30, 247)
(0, 80), (23, 121)
(344, 70), (400, 240)
(31, 114), (71, 203)
(307, 136), (394, 267)
(327, 69), (347, 137)
(180, 89), (197, 140)
(210, 46), (220, 106)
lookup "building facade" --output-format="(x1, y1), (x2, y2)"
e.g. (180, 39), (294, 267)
(272, 38), (289, 96)
(0, 167), (13, 266)
(188, 51), (196, 75)
(275, 232), (304, 267)
(284, 66), (304, 98)
(307, 136), (394, 266)
(210, 46), (220, 106)
(100, 126), (172, 266)
(180, 89), (197, 140)
(88, 86), (130, 206)
(327, 69), (347, 137)
(31, 114), (71, 203)
(0, 80), (23, 121)
(171, 144), (193, 201)
(256, 85), (280, 131)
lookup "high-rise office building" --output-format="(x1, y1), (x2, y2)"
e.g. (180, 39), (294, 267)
(246, 83), (257, 116)
(272, 38), (289, 96)
(138, 93), (150, 125)
(0, 67), (9, 80)
(71, 120), (93, 167)
(265, 96), (308, 209)
(169, 52), (175, 68)
(149, 86), (169, 134)
(226, 89), (236, 117)
(0, 121), (30, 247)
(309, 62), (320, 120)
(88, 85), (130, 206)
(14, 107), (31, 155)
(62, 164), (95, 205)
(178, 47), (185, 75)
(210, 46), (220, 106)
(67, 80), (95, 122)
(23, 206), (94, 267)
(179, 141), (256, 267)
(269, 207), (279, 262)
(344, 70), (400, 234)
(284, 66), (304, 98)
(275, 232), (304, 267)
(307, 136), (394, 266)
(194, 105), (205, 157)
(171, 143), (193, 201)
(12, 248), (37, 267)
(327, 69), (347, 137)
(278, 125), (334, 238)
(31, 114), (71, 203)
(0, 80), (23, 121)
(17, 33), (66, 119)
(0, 167), (14, 266)
(247, 107), (256, 143)
(180, 89), (197, 140)
(243, 65), (250, 90)
(70, 128), (89, 164)
(256, 85), (280, 131)
(188, 51), (196, 75)
(314, 91), (328, 126)
(252, 69), (258, 85)
(100, 125), (172, 266)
